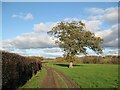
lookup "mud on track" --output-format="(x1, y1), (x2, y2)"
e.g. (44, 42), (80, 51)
(40, 66), (80, 88)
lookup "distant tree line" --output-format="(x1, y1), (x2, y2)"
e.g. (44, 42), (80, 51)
(82, 56), (120, 64)
(56, 55), (120, 64)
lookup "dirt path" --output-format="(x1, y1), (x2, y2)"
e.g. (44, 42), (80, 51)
(40, 66), (80, 88)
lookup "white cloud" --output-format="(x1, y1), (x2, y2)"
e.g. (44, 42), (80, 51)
(2, 22), (60, 50)
(103, 48), (119, 56)
(41, 47), (63, 58)
(83, 19), (102, 33)
(2, 32), (56, 49)
(40, 53), (62, 58)
(103, 7), (118, 24)
(24, 13), (34, 20)
(88, 15), (103, 20)
(95, 24), (118, 47)
(95, 29), (112, 38)
(43, 47), (62, 53)
(85, 6), (118, 48)
(0, 41), (2, 50)
(33, 22), (58, 32)
(87, 8), (105, 14)
(87, 7), (118, 24)
(12, 14), (18, 18)
(2, 47), (63, 58)
(12, 13), (34, 20)
(63, 18), (80, 22)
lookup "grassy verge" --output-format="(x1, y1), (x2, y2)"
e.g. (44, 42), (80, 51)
(20, 67), (47, 89)
(50, 64), (118, 88)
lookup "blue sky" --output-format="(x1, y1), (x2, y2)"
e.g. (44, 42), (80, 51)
(2, 2), (117, 39)
(2, 0), (120, 2)
(1, 2), (119, 58)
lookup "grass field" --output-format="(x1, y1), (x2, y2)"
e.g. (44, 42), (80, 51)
(50, 63), (118, 88)
(20, 59), (118, 88)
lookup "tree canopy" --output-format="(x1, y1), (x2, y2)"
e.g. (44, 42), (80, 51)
(48, 21), (103, 61)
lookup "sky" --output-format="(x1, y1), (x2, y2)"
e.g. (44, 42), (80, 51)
(1, 2), (119, 58)
(2, 0), (120, 2)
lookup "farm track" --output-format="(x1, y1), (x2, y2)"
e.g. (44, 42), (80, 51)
(40, 66), (80, 89)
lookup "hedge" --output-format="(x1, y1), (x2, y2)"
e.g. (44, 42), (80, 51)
(1, 51), (42, 90)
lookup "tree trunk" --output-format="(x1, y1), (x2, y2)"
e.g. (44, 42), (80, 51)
(69, 62), (73, 68)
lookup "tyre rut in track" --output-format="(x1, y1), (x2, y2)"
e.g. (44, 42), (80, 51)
(40, 66), (80, 88)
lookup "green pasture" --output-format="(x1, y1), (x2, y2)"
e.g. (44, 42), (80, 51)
(50, 63), (118, 88)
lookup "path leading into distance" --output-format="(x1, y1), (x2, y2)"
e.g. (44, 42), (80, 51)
(40, 66), (80, 88)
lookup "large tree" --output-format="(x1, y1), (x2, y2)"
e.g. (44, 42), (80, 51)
(48, 21), (103, 67)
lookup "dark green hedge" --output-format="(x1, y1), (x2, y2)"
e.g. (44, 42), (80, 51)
(1, 51), (42, 90)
